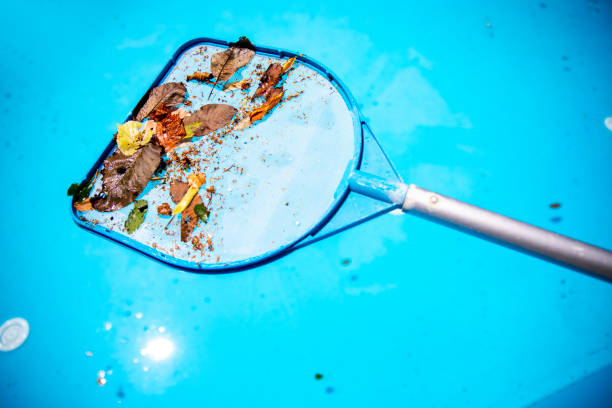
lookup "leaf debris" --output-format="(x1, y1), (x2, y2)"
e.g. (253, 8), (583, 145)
(125, 200), (148, 234)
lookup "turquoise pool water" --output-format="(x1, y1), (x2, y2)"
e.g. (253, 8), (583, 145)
(1, 1), (611, 406)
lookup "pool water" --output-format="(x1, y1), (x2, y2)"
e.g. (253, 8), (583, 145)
(1, 1), (611, 407)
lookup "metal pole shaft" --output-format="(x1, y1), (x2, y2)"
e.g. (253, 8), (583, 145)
(402, 184), (612, 281)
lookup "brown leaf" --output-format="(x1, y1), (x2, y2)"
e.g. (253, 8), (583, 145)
(135, 82), (186, 121)
(252, 63), (283, 100)
(210, 47), (255, 82)
(150, 104), (173, 121)
(91, 143), (162, 212)
(156, 113), (186, 152)
(170, 181), (203, 242)
(186, 72), (214, 82)
(182, 104), (237, 137)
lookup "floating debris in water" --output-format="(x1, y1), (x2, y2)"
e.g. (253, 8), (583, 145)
(549, 203), (561, 209)
(341, 258), (351, 266)
(315, 373), (323, 380)
(85, 351), (93, 357)
(0, 317), (29, 352)
(104, 321), (112, 331)
(97, 370), (107, 386)
(605, 117), (612, 132)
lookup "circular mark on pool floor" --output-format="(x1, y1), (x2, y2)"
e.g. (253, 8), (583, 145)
(0, 317), (30, 351)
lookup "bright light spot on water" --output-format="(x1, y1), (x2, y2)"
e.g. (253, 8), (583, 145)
(140, 337), (175, 361)
(605, 117), (612, 132)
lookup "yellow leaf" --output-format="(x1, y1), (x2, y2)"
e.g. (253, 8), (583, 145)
(282, 56), (297, 73)
(184, 122), (203, 139)
(172, 173), (206, 216)
(116, 121), (153, 156)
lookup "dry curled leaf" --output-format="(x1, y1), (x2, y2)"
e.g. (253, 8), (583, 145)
(74, 198), (93, 212)
(234, 88), (284, 131)
(252, 57), (296, 100)
(170, 181), (203, 242)
(250, 88), (284, 122)
(186, 72), (214, 82)
(223, 78), (251, 91)
(233, 116), (252, 131)
(157, 202), (172, 216)
(281, 56), (297, 73)
(252, 63), (283, 100)
(91, 143), (162, 212)
(182, 104), (237, 137)
(135, 82), (186, 121)
(150, 104), (172, 121)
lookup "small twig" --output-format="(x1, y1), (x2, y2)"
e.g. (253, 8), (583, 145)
(164, 215), (175, 230)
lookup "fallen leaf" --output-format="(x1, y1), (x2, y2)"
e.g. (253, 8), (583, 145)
(184, 122), (202, 139)
(156, 112), (186, 152)
(170, 181), (203, 242)
(91, 143), (162, 212)
(150, 104), (172, 121)
(182, 104), (237, 137)
(143, 120), (156, 135)
(193, 203), (210, 223)
(68, 175), (96, 203)
(250, 88), (284, 122)
(125, 200), (148, 234)
(252, 57), (296, 100)
(211, 48), (255, 82)
(281, 56), (297, 73)
(252, 63), (283, 100)
(74, 198), (93, 212)
(233, 116), (252, 130)
(135, 82), (186, 121)
(116, 121), (153, 156)
(186, 72), (214, 82)
(223, 78), (251, 91)
(172, 173), (206, 216)
(210, 39), (256, 82)
(157, 203), (172, 216)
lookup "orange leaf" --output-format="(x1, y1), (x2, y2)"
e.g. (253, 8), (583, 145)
(186, 72), (214, 82)
(249, 89), (284, 123)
